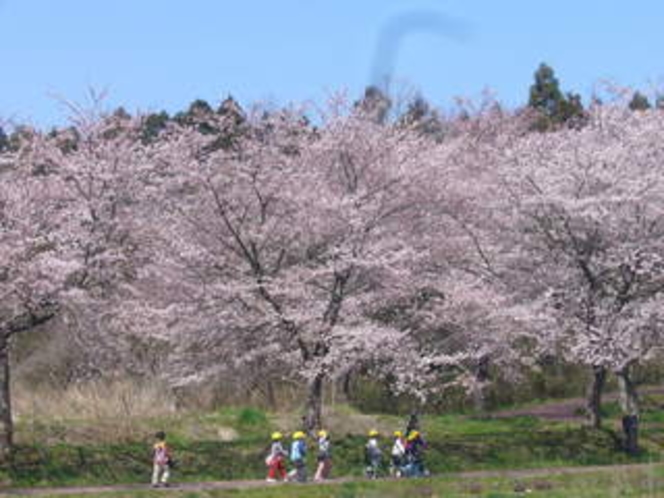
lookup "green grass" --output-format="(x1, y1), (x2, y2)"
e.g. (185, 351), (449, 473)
(4, 401), (664, 489)
(426, 413), (542, 437)
(18, 464), (664, 497)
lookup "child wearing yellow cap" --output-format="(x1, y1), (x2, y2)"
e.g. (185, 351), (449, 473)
(314, 430), (332, 481)
(288, 431), (308, 482)
(266, 432), (287, 482)
(151, 431), (173, 488)
(364, 429), (382, 479)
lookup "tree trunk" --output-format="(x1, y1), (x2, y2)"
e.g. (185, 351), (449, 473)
(586, 365), (606, 429)
(304, 373), (324, 434)
(0, 300), (58, 462)
(616, 366), (639, 455)
(265, 378), (277, 412)
(0, 334), (13, 462)
(472, 355), (490, 415)
(341, 370), (353, 400)
(406, 412), (420, 435)
(471, 381), (488, 415)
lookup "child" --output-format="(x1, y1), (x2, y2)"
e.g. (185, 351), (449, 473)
(390, 430), (406, 477)
(404, 430), (428, 477)
(151, 431), (173, 488)
(364, 429), (382, 479)
(288, 431), (308, 483)
(314, 430), (332, 481)
(266, 432), (287, 482)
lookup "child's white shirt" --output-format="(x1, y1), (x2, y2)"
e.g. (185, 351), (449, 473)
(391, 438), (405, 456)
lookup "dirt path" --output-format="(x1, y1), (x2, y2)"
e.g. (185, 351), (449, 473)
(492, 386), (664, 421)
(2, 463), (662, 497)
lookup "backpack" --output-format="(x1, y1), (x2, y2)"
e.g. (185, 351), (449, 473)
(154, 443), (171, 466)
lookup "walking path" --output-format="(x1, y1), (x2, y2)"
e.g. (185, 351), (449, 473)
(493, 386), (664, 421)
(2, 462), (661, 496)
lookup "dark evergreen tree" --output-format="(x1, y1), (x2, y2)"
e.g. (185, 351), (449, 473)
(400, 95), (430, 125)
(175, 99), (217, 135)
(656, 94), (664, 110)
(558, 92), (588, 129)
(187, 99), (214, 116)
(398, 95), (445, 140)
(48, 126), (80, 154)
(112, 106), (132, 120)
(141, 111), (170, 144)
(529, 63), (564, 116)
(0, 127), (8, 153)
(527, 63), (586, 131)
(628, 91), (651, 111)
(217, 95), (245, 125)
(355, 86), (392, 124)
(7, 126), (32, 152)
(207, 96), (248, 152)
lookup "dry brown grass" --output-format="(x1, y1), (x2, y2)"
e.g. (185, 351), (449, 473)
(13, 378), (178, 444)
(11, 376), (390, 444)
(14, 378), (177, 420)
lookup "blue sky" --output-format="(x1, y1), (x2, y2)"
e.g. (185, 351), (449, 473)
(1, 0), (663, 127)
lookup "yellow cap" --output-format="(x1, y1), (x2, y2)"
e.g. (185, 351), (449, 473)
(393, 431), (403, 437)
(271, 432), (283, 440)
(407, 430), (420, 441)
(318, 430), (328, 438)
(368, 429), (379, 437)
(292, 431), (306, 440)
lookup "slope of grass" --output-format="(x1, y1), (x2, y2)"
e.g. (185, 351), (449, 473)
(4, 390), (664, 488)
(4, 400), (664, 489)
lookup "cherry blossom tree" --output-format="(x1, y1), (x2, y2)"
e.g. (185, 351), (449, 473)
(0, 144), (66, 457)
(382, 109), (527, 411)
(0, 111), (162, 457)
(394, 101), (664, 430)
(495, 106), (664, 442)
(149, 101), (433, 429)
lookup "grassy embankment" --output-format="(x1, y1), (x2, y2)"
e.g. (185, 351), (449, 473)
(2, 386), (664, 490)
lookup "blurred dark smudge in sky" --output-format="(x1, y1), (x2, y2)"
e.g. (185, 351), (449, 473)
(370, 9), (471, 88)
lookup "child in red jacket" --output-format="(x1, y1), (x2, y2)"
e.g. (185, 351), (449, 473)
(266, 432), (288, 482)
